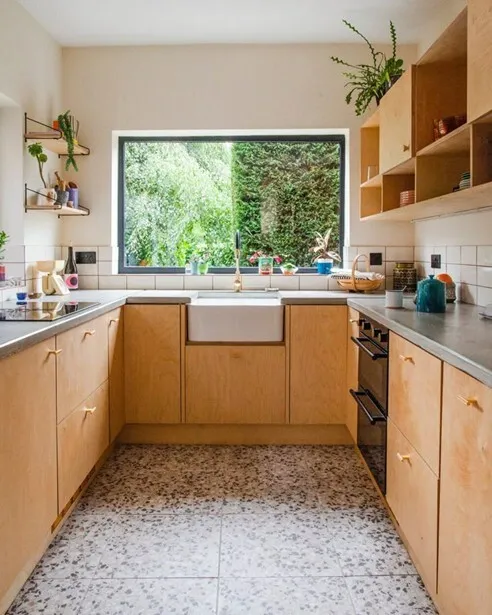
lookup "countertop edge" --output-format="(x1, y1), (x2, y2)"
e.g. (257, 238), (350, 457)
(348, 298), (492, 388)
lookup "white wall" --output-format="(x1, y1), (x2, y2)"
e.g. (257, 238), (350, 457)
(62, 43), (417, 249)
(0, 0), (62, 256)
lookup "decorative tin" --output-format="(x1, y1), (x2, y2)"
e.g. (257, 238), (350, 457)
(393, 261), (417, 292)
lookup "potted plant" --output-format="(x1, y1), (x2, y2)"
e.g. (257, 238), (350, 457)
(0, 230), (9, 284)
(57, 110), (78, 172)
(195, 246), (210, 275)
(27, 143), (57, 206)
(249, 250), (282, 275)
(331, 20), (404, 116)
(280, 262), (299, 276)
(309, 228), (341, 274)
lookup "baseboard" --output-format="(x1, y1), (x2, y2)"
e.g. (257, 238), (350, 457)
(119, 423), (354, 445)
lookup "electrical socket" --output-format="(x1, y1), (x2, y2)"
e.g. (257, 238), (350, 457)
(431, 254), (441, 269)
(370, 252), (383, 266)
(76, 251), (97, 265)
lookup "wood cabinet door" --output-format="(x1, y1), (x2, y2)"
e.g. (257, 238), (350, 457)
(438, 364), (492, 614)
(186, 345), (286, 424)
(107, 308), (125, 441)
(388, 333), (442, 475)
(290, 306), (347, 424)
(57, 381), (110, 511)
(0, 341), (57, 611)
(124, 305), (181, 423)
(346, 308), (359, 441)
(386, 419), (438, 593)
(56, 314), (109, 423)
(468, 0), (492, 121)
(379, 67), (414, 173)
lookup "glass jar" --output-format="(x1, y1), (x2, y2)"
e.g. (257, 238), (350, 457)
(258, 256), (274, 275)
(393, 261), (417, 292)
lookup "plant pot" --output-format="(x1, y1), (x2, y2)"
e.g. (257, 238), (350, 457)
(197, 262), (209, 275)
(55, 189), (69, 206)
(190, 261), (199, 275)
(0, 264), (6, 284)
(68, 188), (79, 208)
(316, 259), (333, 275)
(36, 187), (57, 207)
(258, 256), (274, 275)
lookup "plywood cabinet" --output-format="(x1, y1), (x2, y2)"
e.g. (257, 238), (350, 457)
(346, 307), (359, 441)
(186, 345), (286, 423)
(468, 0), (492, 122)
(386, 419), (439, 594)
(438, 364), (492, 615)
(107, 308), (125, 441)
(56, 314), (109, 423)
(379, 67), (415, 173)
(124, 305), (181, 423)
(388, 333), (442, 475)
(0, 341), (58, 613)
(57, 381), (110, 511)
(290, 306), (347, 424)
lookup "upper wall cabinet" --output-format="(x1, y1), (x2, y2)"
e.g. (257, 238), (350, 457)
(468, 0), (492, 122)
(379, 67), (415, 174)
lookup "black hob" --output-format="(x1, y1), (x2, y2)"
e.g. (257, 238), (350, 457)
(0, 301), (100, 321)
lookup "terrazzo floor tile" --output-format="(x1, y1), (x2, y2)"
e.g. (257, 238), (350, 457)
(346, 575), (438, 614)
(78, 578), (217, 615)
(218, 577), (355, 615)
(220, 512), (342, 577)
(6, 579), (90, 614)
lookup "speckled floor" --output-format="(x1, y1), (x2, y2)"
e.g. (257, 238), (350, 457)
(7, 445), (437, 614)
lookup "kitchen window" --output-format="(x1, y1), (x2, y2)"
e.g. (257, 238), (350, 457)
(118, 135), (345, 273)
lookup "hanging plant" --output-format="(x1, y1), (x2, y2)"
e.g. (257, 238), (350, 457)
(27, 142), (48, 188)
(57, 110), (78, 172)
(331, 20), (404, 116)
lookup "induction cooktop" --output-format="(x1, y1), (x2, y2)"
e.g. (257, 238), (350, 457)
(0, 301), (100, 321)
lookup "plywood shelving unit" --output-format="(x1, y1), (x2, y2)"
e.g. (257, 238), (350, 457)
(360, 6), (492, 222)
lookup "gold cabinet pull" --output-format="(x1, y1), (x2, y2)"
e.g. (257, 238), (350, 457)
(403, 144), (410, 152)
(47, 349), (63, 356)
(84, 406), (97, 415)
(84, 329), (96, 337)
(397, 453), (411, 463)
(109, 318), (120, 324)
(350, 319), (358, 323)
(399, 355), (414, 363)
(457, 395), (478, 408)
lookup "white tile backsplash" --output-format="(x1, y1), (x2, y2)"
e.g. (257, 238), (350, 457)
(270, 275), (300, 290)
(477, 246), (492, 267)
(299, 275), (328, 290)
(460, 283), (478, 305)
(478, 286), (492, 307)
(78, 275), (99, 290)
(212, 275), (236, 290)
(356, 247), (386, 261)
(183, 275), (213, 290)
(127, 275), (156, 290)
(97, 261), (114, 276)
(241, 275), (271, 290)
(446, 264), (461, 282)
(3, 245), (25, 263)
(461, 265), (477, 286)
(385, 246), (414, 262)
(98, 275), (127, 290)
(98, 246), (118, 262)
(414, 246), (433, 262)
(461, 246), (477, 265)
(156, 275), (184, 290)
(446, 246), (461, 265)
(76, 263), (98, 276)
(477, 266), (492, 288)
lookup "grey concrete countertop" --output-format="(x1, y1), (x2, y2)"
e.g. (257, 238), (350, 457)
(348, 297), (492, 387)
(279, 291), (383, 304)
(126, 290), (197, 304)
(0, 290), (135, 360)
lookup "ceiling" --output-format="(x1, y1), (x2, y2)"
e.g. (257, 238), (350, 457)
(17, 0), (446, 46)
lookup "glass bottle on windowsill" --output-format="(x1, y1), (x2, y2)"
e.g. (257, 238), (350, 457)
(64, 244), (79, 290)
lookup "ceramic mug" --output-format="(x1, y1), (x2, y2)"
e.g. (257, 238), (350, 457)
(385, 290), (404, 309)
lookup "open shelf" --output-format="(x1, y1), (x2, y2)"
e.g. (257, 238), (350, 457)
(361, 180), (492, 222)
(361, 107), (380, 128)
(24, 115), (90, 157)
(24, 185), (90, 218)
(417, 123), (471, 157)
(360, 173), (382, 189)
(417, 8), (467, 66)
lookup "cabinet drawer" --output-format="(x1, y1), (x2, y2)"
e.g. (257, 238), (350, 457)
(57, 381), (109, 511)
(56, 315), (109, 423)
(386, 419), (438, 593)
(107, 308), (125, 441)
(389, 333), (442, 475)
(186, 345), (286, 424)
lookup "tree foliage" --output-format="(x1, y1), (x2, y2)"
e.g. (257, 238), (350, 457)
(123, 140), (341, 268)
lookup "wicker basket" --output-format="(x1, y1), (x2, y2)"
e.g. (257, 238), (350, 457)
(332, 254), (384, 292)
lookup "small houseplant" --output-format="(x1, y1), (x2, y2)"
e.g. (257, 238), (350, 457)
(0, 230), (10, 283)
(280, 262), (298, 276)
(27, 143), (48, 188)
(249, 250), (282, 275)
(309, 228), (341, 274)
(331, 20), (404, 116)
(195, 246), (210, 275)
(57, 110), (78, 172)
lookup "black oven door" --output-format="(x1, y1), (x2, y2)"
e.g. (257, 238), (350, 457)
(353, 335), (388, 411)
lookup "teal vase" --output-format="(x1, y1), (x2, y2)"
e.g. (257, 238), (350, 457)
(416, 275), (446, 313)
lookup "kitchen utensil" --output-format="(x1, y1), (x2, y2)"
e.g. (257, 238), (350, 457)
(385, 290), (404, 309)
(393, 262), (417, 292)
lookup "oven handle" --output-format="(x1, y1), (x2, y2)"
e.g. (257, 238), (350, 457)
(351, 336), (388, 360)
(349, 389), (387, 425)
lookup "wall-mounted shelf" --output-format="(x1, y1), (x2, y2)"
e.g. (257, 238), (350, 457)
(360, 174), (382, 188)
(24, 185), (90, 219)
(417, 123), (471, 157)
(24, 114), (90, 157)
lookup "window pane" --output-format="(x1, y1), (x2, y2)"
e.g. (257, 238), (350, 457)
(121, 138), (342, 270)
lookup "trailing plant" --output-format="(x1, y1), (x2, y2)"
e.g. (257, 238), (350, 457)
(57, 110), (78, 172)
(0, 230), (9, 261)
(331, 20), (404, 116)
(27, 142), (48, 188)
(309, 228), (342, 263)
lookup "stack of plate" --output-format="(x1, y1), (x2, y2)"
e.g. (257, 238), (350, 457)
(400, 190), (416, 206)
(459, 171), (471, 190)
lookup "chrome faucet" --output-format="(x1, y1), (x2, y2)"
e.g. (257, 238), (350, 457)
(233, 230), (242, 292)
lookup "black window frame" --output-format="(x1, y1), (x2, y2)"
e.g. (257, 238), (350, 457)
(118, 134), (346, 274)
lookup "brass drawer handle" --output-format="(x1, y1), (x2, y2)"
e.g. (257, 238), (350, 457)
(47, 349), (62, 356)
(84, 330), (96, 337)
(457, 395), (478, 408)
(109, 318), (120, 324)
(399, 355), (414, 363)
(84, 406), (97, 415)
(397, 453), (411, 463)
(350, 319), (358, 323)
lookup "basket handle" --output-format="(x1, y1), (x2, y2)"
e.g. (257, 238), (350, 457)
(351, 254), (369, 292)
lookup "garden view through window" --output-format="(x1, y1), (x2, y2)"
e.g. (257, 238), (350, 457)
(119, 136), (344, 272)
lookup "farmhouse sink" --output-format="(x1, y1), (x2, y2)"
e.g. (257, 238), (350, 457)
(188, 292), (284, 342)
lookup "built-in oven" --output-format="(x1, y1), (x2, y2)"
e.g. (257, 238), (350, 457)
(350, 316), (389, 494)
